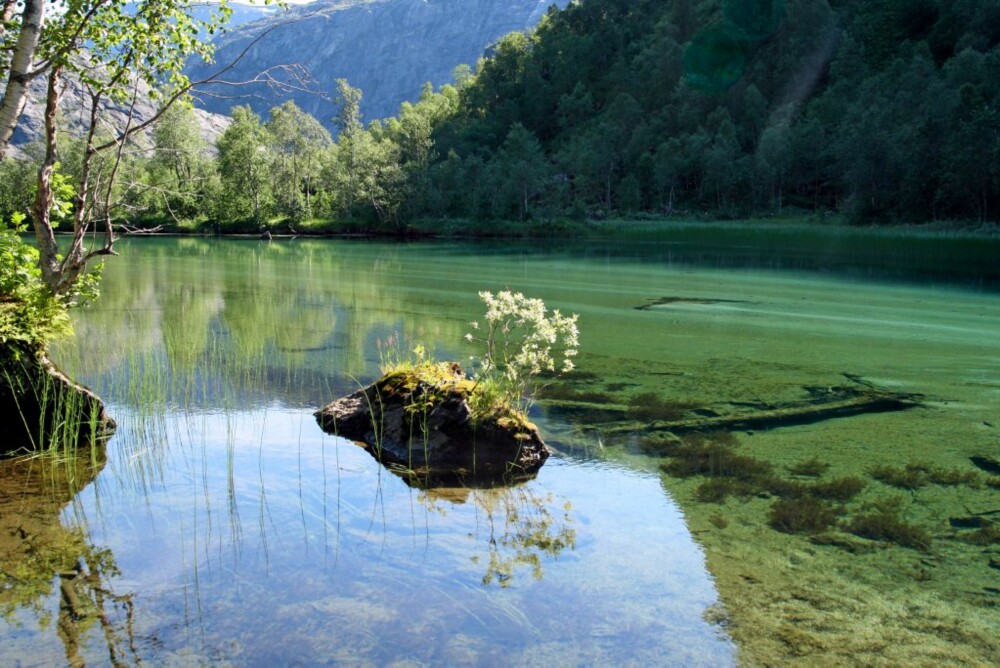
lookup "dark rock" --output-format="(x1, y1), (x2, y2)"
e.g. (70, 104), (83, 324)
(0, 347), (115, 456)
(315, 364), (549, 485)
(950, 516), (990, 529)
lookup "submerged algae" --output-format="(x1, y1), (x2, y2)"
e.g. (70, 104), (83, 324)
(538, 363), (1000, 665)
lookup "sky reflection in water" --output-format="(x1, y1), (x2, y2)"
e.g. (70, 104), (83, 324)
(19, 231), (997, 665)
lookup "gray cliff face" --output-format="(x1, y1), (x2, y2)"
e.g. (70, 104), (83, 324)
(9, 71), (230, 159)
(186, 0), (570, 129)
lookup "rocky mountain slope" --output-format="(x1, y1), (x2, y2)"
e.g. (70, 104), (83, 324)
(185, 0), (569, 129)
(7, 74), (230, 160)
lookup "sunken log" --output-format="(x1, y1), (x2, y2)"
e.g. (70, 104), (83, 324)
(601, 382), (924, 436)
(315, 363), (549, 484)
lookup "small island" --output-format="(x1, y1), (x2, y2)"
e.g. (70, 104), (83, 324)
(315, 361), (549, 485)
(317, 290), (578, 486)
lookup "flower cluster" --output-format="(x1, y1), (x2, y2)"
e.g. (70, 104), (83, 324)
(465, 290), (579, 414)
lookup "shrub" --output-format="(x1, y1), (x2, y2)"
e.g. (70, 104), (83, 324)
(0, 217), (73, 349)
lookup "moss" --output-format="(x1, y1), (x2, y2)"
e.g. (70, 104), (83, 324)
(986, 477), (1000, 490)
(787, 457), (831, 477)
(769, 496), (839, 534)
(847, 500), (932, 551)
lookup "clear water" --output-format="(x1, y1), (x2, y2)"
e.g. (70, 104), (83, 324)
(6, 235), (1000, 665)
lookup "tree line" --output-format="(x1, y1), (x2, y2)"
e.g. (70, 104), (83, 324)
(4, 0), (1000, 233)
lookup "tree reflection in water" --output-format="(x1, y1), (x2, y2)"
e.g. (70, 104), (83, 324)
(416, 481), (576, 587)
(0, 452), (138, 667)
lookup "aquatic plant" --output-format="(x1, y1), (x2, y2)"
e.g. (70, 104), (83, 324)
(846, 499), (932, 551)
(869, 463), (929, 490)
(808, 477), (867, 502)
(695, 477), (757, 503)
(961, 523), (1000, 546)
(787, 457), (831, 477)
(465, 290), (579, 416)
(769, 496), (839, 534)
(870, 462), (981, 490)
(926, 467), (980, 486)
(638, 432), (685, 456)
(538, 383), (614, 404)
(627, 392), (694, 421)
(661, 432), (773, 481)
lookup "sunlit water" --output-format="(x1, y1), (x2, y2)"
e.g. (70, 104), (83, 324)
(6, 235), (1000, 665)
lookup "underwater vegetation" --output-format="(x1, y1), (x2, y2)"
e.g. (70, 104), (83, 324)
(787, 457), (831, 477)
(648, 431), (992, 552)
(539, 383), (615, 404)
(768, 496), (839, 535)
(846, 498), (933, 551)
(869, 463), (981, 489)
(627, 392), (696, 421)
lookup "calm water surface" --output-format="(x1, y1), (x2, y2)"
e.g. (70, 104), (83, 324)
(6, 235), (1000, 665)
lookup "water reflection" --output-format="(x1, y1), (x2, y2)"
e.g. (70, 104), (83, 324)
(0, 452), (138, 666)
(31, 237), (844, 664)
(418, 483), (576, 587)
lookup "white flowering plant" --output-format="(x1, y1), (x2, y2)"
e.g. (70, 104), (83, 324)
(465, 290), (579, 416)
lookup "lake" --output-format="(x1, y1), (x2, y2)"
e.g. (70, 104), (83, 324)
(5, 230), (1000, 665)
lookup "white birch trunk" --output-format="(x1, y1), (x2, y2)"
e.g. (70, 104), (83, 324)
(0, 0), (45, 160)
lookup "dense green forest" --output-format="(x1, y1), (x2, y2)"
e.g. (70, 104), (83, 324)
(4, 0), (1000, 230)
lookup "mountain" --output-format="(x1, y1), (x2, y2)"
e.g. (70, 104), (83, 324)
(7, 69), (231, 159)
(185, 0), (570, 129)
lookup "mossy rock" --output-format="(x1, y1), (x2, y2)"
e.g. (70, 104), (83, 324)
(314, 363), (549, 486)
(0, 344), (115, 456)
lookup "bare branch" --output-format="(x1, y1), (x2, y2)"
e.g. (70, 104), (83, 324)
(92, 15), (322, 155)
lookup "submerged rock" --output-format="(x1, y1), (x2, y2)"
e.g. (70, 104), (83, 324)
(0, 347), (115, 456)
(315, 363), (549, 485)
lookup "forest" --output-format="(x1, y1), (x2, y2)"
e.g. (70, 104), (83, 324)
(3, 0), (1000, 231)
